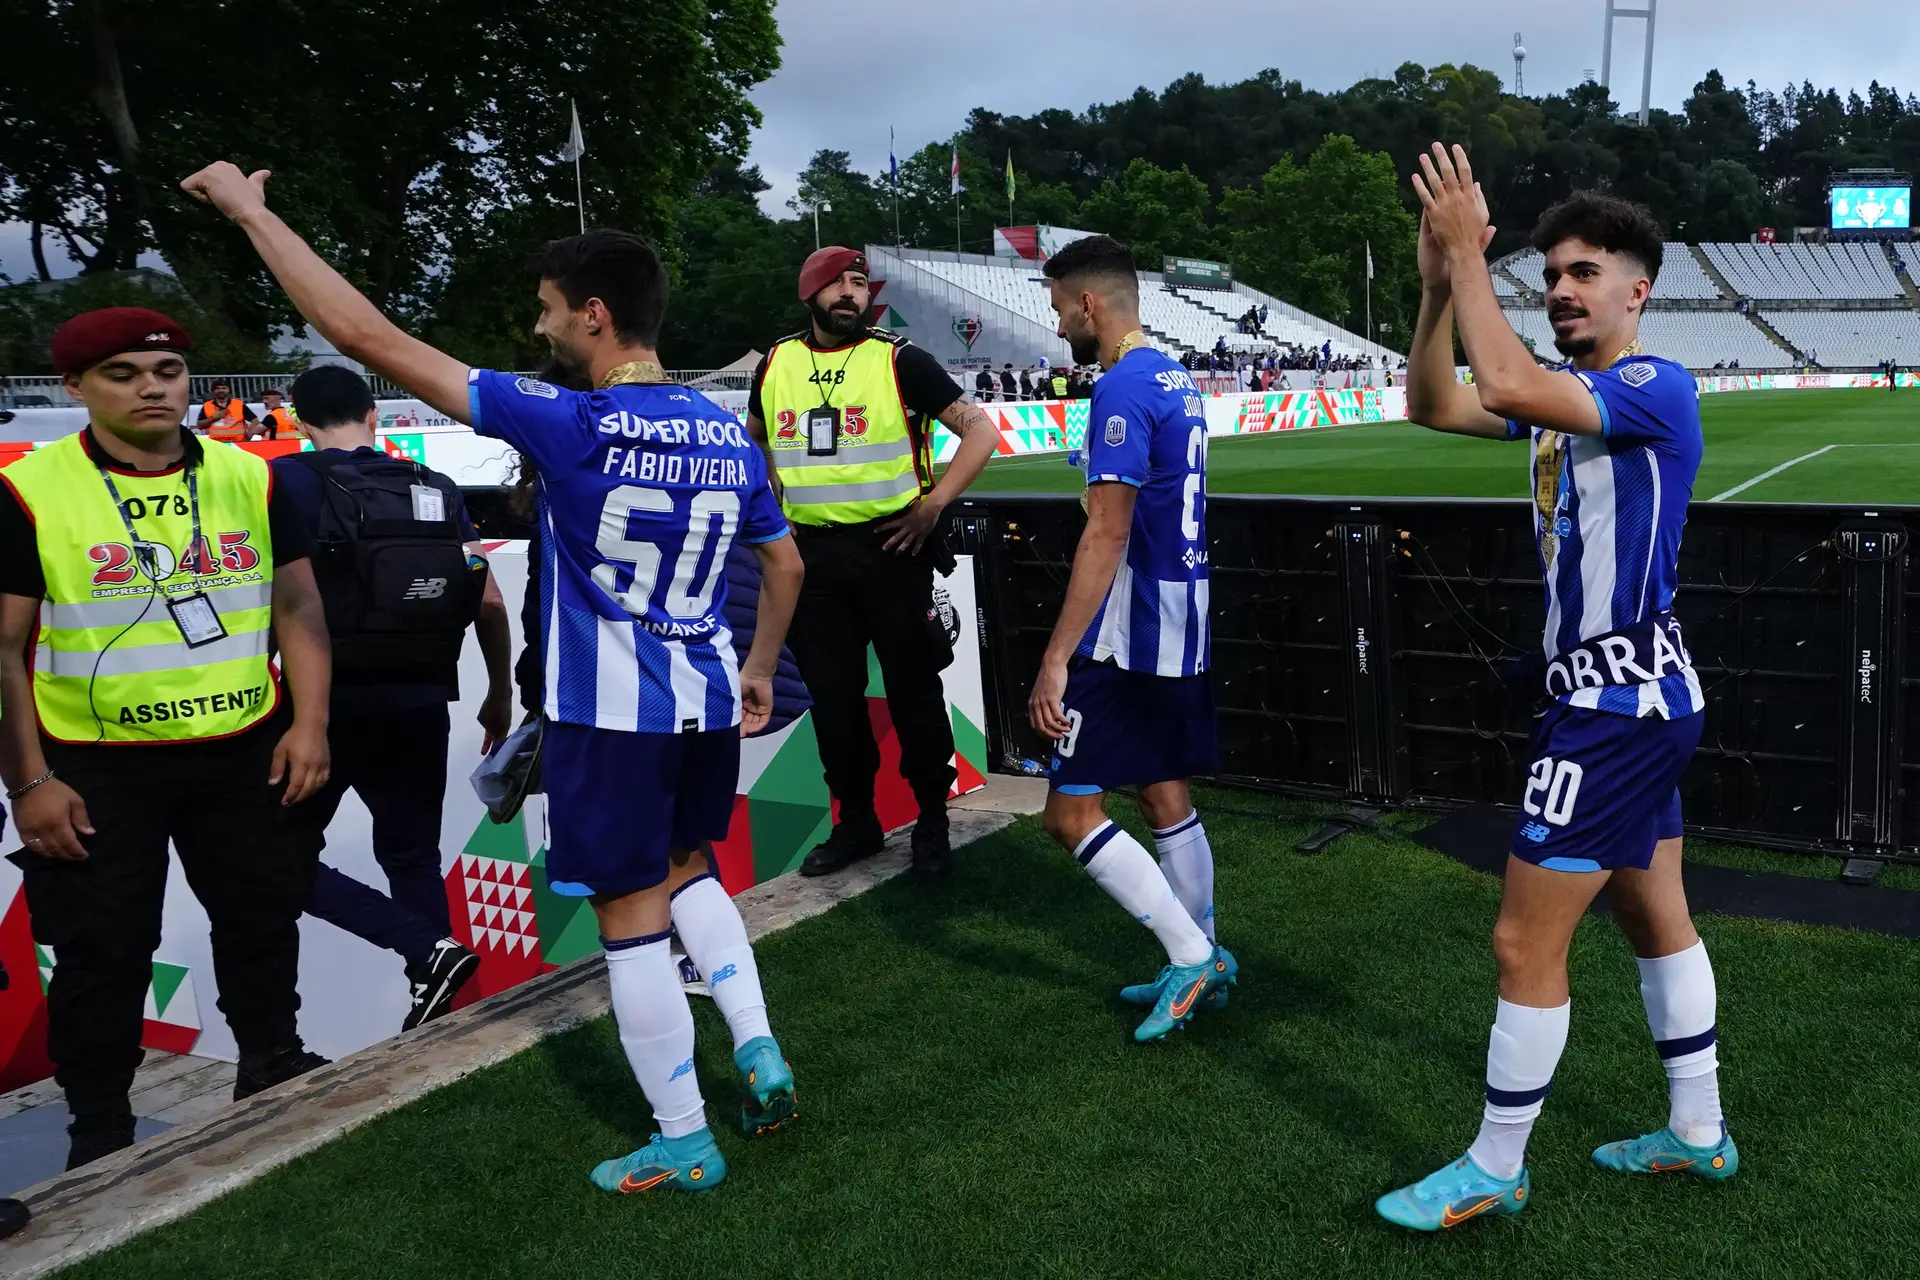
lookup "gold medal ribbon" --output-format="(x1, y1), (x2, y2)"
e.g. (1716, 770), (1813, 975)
(1110, 330), (1149, 366)
(597, 360), (671, 389)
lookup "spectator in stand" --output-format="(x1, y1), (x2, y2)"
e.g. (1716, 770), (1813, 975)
(999, 362), (1017, 400)
(974, 366), (995, 403)
(1258, 303), (1269, 330)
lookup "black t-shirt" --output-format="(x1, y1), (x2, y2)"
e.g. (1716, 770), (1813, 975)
(747, 330), (965, 426)
(0, 428), (313, 599)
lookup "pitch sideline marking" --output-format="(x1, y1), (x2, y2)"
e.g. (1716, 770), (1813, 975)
(1706, 443), (1920, 502)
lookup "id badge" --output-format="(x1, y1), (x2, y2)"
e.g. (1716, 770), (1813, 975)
(410, 483), (446, 523)
(165, 592), (228, 649)
(805, 406), (840, 457)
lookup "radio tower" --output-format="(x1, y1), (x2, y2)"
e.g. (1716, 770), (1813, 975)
(1513, 33), (1527, 95)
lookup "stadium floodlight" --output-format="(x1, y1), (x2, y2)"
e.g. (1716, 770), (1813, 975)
(1600, 0), (1657, 126)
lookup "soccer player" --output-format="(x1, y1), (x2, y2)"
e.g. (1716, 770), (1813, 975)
(1028, 235), (1235, 1042)
(181, 161), (806, 1195)
(1376, 145), (1731, 1231)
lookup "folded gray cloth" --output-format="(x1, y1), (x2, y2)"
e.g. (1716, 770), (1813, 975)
(470, 713), (543, 824)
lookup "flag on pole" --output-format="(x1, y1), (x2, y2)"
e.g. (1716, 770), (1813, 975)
(560, 100), (587, 162)
(1005, 152), (1016, 202)
(1365, 240), (1375, 280)
(951, 145), (962, 196)
(890, 128), (899, 189)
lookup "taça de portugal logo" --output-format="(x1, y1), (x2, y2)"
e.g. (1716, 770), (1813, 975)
(951, 315), (984, 349)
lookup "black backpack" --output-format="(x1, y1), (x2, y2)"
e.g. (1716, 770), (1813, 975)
(294, 450), (484, 689)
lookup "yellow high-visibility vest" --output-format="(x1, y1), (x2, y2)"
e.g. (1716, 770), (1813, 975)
(4, 431), (278, 743)
(759, 329), (930, 526)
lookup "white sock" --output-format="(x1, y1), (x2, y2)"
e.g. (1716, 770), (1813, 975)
(1638, 941), (1724, 1147)
(1152, 811), (1216, 942)
(1466, 999), (1571, 1180)
(604, 932), (707, 1138)
(1074, 821), (1213, 966)
(669, 874), (772, 1050)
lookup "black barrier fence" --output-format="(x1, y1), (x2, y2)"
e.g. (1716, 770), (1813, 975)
(955, 494), (1920, 865)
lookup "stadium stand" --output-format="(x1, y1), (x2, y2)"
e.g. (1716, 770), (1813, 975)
(1701, 242), (1904, 300)
(1500, 246), (1724, 300)
(1762, 308), (1920, 368)
(1503, 308), (1794, 368)
(881, 247), (1397, 367)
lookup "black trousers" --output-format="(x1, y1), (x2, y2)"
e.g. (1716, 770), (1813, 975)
(298, 702), (453, 969)
(788, 523), (957, 818)
(16, 717), (315, 1120)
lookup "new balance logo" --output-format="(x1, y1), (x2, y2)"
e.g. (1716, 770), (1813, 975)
(1520, 821), (1552, 844)
(710, 963), (738, 986)
(402, 577), (448, 600)
(668, 1058), (695, 1081)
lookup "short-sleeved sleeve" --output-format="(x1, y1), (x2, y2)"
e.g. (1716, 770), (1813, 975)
(1576, 361), (1698, 444)
(1084, 375), (1151, 487)
(467, 369), (591, 464)
(0, 481), (45, 598)
(739, 448), (789, 544)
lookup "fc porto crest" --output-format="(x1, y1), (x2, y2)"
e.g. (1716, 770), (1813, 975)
(951, 314), (984, 350)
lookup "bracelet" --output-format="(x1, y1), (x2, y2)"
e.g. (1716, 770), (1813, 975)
(7, 769), (54, 800)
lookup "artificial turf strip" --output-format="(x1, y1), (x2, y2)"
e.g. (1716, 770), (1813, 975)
(68, 789), (1920, 1280)
(963, 387), (1920, 505)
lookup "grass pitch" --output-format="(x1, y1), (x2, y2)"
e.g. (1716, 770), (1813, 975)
(971, 388), (1920, 503)
(71, 791), (1920, 1280)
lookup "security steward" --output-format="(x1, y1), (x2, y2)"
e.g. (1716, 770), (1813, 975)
(746, 247), (999, 879)
(0, 308), (334, 1170)
(195, 378), (256, 442)
(254, 386), (302, 440)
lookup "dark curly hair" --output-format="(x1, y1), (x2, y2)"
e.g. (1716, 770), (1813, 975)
(1530, 192), (1665, 284)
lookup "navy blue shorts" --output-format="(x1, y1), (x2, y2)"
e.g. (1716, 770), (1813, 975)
(1048, 659), (1219, 794)
(543, 721), (741, 897)
(1509, 701), (1701, 873)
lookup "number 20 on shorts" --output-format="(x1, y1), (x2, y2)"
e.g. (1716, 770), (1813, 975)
(1522, 756), (1583, 826)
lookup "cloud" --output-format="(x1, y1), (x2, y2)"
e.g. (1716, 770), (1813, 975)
(745, 0), (1918, 214)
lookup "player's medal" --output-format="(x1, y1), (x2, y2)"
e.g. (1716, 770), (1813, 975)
(1110, 330), (1149, 365)
(598, 360), (670, 388)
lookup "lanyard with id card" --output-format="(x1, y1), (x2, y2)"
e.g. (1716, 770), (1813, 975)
(98, 463), (229, 649)
(805, 406), (840, 457)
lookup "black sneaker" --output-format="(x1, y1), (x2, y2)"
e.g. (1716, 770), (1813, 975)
(233, 1044), (330, 1101)
(403, 938), (482, 1032)
(0, 1197), (27, 1240)
(799, 814), (885, 876)
(910, 818), (951, 879)
(64, 1115), (136, 1171)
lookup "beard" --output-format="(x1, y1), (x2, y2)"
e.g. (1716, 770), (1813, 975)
(1549, 308), (1595, 358)
(808, 297), (864, 340)
(545, 336), (589, 377)
(1066, 332), (1100, 365)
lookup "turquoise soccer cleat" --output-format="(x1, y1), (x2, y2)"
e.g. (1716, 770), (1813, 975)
(1131, 947), (1235, 1042)
(1592, 1126), (1738, 1179)
(1375, 1153), (1531, 1232)
(734, 1036), (798, 1136)
(588, 1129), (726, 1195)
(1121, 945), (1238, 1011)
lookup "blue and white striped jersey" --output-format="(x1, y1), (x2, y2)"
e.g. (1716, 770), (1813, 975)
(470, 370), (789, 733)
(1506, 354), (1705, 719)
(1077, 346), (1211, 677)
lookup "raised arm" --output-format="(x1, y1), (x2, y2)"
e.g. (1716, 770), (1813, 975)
(181, 163), (472, 425)
(1415, 144), (1602, 437)
(879, 396), (999, 554)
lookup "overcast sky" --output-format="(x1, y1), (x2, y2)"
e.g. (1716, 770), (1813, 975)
(3, 0), (1915, 280)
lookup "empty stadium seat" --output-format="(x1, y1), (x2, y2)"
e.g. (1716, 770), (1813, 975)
(1702, 242), (1904, 300)
(1501, 246), (1722, 300)
(1501, 309), (1792, 368)
(1761, 309), (1920, 368)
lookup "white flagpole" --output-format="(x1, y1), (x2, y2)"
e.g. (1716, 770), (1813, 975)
(1364, 238), (1373, 354)
(565, 99), (587, 234)
(574, 157), (586, 236)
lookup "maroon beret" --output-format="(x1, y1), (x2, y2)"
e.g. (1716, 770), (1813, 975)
(49, 307), (194, 376)
(798, 246), (868, 303)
